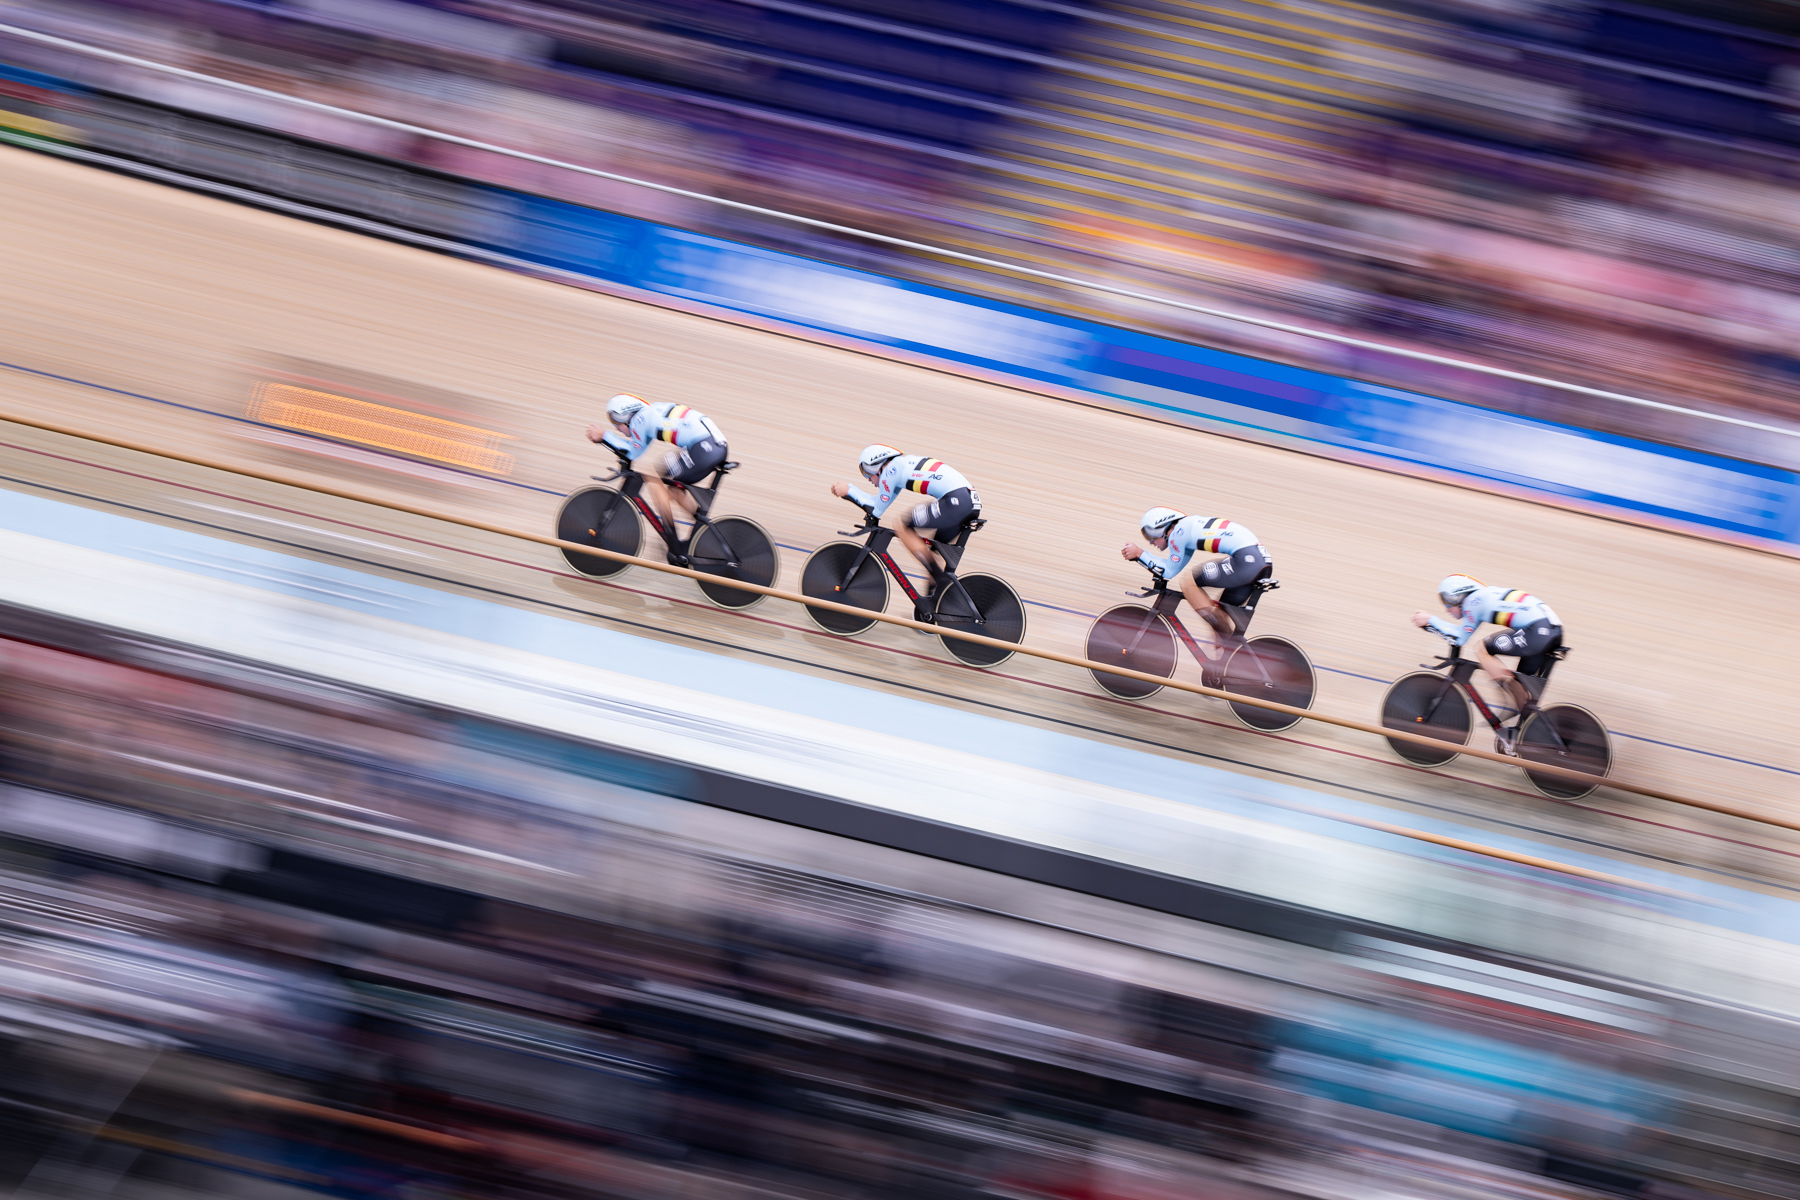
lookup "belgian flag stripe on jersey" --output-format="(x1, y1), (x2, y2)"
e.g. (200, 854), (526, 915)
(905, 461), (945, 493)
(656, 406), (694, 444)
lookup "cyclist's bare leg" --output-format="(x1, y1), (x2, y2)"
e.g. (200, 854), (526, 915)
(882, 495), (946, 584)
(631, 445), (688, 545)
(895, 524), (947, 582)
(1176, 570), (1230, 659)
(1474, 639), (1534, 713)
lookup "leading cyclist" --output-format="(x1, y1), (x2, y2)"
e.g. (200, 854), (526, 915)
(1412, 574), (1564, 750)
(831, 445), (981, 606)
(585, 393), (728, 552)
(1122, 508), (1270, 658)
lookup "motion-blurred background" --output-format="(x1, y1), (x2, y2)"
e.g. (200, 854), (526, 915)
(10, 0), (1800, 456)
(2, 1), (1800, 1198)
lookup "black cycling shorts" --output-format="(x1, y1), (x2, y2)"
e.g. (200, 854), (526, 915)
(910, 487), (980, 542)
(1194, 545), (1271, 607)
(667, 437), (727, 485)
(1483, 622), (1563, 676)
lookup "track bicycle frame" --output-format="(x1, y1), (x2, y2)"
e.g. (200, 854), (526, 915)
(1123, 571), (1280, 686)
(830, 506), (988, 624)
(1414, 642), (1571, 751)
(592, 458), (738, 563)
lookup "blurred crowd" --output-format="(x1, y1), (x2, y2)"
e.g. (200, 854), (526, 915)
(5, 0), (1800, 458)
(0, 616), (1796, 1198)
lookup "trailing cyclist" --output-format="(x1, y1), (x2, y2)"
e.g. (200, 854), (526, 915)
(1121, 508), (1269, 658)
(830, 445), (981, 608)
(1411, 574), (1564, 752)
(585, 393), (727, 556)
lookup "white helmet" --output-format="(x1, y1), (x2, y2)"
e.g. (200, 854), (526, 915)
(1139, 506), (1184, 541)
(606, 393), (647, 425)
(858, 444), (902, 481)
(1437, 573), (1483, 606)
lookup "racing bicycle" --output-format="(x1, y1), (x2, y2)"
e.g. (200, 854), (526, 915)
(1379, 638), (1611, 799)
(1084, 568), (1315, 732)
(799, 502), (1025, 667)
(555, 458), (778, 610)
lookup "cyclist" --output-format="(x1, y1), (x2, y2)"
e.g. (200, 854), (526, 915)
(1412, 575), (1564, 750)
(585, 394), (727, 550)
(1121, 508), (1269, 658)
(830, 445), (981, 606)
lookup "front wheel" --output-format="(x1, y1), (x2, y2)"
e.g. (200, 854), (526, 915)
(935, 573), (1026, 667)
(1380, 671), (1470, 766)
(1517, 704), (1611, 799)
(688, 516), (779, 610)
(1085, 605), (1177, 700)
(1221, 637), (1315, 732)
(799, 541), (889, 635)
(556, 486), (642, 579)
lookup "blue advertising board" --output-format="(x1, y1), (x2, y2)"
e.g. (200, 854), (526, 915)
(489, 189), (1800, 549)
(5, 47), (1795, 550)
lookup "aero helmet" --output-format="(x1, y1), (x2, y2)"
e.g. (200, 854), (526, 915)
(858, 444), (902, 481)
(1437, 574), (1483, 606)
(1139, 506), (1185, 541)
(606, 393), (647, 425)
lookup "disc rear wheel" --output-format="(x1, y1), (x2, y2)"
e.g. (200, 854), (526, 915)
(934, 573), (1026, 667)
(688, 516), (779, 610)
(1517, 704), (1611, 799)
(556, 486), (641, 579)
(1221, 636), (1315, 732)
(1380, 671), (1471, 766)
(1085, 605), (1177, 700)
(800, 541), (888, 635)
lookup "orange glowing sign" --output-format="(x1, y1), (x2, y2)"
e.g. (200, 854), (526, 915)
(250, 382), (515, 475)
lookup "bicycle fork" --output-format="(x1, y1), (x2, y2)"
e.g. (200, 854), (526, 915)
(1416, 674), (1462, 727)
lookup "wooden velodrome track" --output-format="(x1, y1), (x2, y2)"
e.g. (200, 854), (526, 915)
(4, 147), (1799, 893)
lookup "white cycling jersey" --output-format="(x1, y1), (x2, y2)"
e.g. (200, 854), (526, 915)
(1427, 585), (1561, 646)
(602, 403), (724, 459)
(1139, 515), (1260, 578)
(847, 455), (978, 519)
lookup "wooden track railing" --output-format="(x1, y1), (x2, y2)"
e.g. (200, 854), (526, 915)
(0, 408), (1789, 897)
